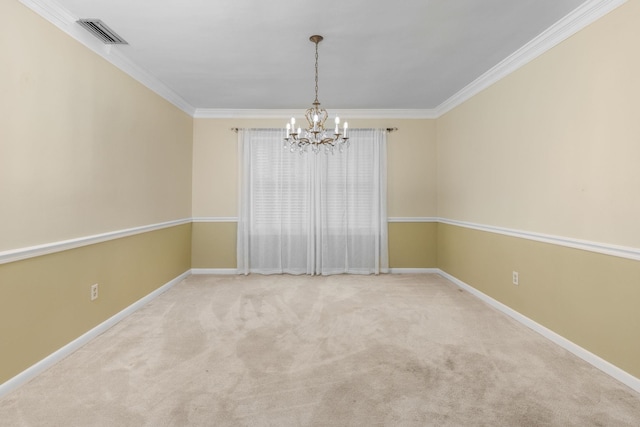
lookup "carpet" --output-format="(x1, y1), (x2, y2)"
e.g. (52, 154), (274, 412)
(1, 274), (639, 426)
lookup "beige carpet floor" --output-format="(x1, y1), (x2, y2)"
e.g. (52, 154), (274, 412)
(1, 273), (639, 426)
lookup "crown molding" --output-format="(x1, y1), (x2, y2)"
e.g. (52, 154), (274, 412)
(106, 49), (195, 116)
(19, 0), (75, 27)
(194, 109), (304, 119)
(435, 0), (627, 116)
(20, 0), (625, 120)
(193, 108), (439, 119)
(19, 0), (196, 116)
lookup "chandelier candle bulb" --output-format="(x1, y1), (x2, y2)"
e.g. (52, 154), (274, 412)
(286, 123), (290, 137)
(284, 35), (349, 154)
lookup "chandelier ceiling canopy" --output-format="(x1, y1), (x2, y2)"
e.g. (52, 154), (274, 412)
(284, 35), (348, 154)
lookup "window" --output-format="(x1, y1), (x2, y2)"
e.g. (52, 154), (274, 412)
(237, 128), (388, 275)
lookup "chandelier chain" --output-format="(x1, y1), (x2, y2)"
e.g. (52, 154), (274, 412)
(314, 40), (319, 104)
(284, 35), (349, 154)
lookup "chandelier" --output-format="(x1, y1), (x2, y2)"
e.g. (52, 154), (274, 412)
(284, 35), (349, 154)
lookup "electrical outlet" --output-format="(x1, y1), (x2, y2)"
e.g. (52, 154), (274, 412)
(90, 283), (99, 301)
(512, 271), (519, 286)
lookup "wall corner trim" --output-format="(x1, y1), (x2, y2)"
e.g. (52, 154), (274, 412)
(18, 0), (196, 116)
(438, 218), (640, 261)
(191, 268), (238, 275)
(18, 0), (625, 119)
(193, 109), (439, 119)
(434, 0), (627, 116)
(0, 270), (191, 399)
(190, 268), (440, 275)
(0, 219), (191, 265)
(5, 217), (638, 265)
(388, 217), (438, 223)
(192, 217), (238, 223)
(437, 269), (640, 394)
(389, 268), (439, 274)
(192, 217), (440, 223)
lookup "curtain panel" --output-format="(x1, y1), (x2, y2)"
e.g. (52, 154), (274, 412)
(237, 128), (388, 275)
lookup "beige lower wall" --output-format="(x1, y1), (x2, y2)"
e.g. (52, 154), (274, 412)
(388, 222), (437, 268)
(191, 221), (437, 270)
(192, 222), (237, 269)
(0, 223), (192, 384)
(5, 220), (639, 386)
(437, 222), (640, 379)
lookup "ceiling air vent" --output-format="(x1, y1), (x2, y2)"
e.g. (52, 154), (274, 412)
(77, 19), (128, 44)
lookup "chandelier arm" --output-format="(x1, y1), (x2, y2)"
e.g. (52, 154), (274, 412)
(284, 35), (348, 154)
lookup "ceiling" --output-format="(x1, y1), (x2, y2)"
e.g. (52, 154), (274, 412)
(28, 0), (603, 114)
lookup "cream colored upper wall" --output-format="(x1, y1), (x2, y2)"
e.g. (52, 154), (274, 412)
(0, 1), (193, 252)
(192, 118), (436, 218)
(437, 1), (640, 248)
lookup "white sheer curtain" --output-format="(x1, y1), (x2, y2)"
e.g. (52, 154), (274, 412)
(237, 128), (388, 275)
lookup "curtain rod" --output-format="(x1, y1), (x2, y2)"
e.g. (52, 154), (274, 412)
(231, 127), (398, 133)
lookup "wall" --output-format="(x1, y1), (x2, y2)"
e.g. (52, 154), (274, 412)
(191, 118), (438, 270)
(0, 2), (193, 251)
(0, 224), (191, 384)
(437, 0), (640, 378)
(5, 0), (637, 392)
(0, 1), (193, 384)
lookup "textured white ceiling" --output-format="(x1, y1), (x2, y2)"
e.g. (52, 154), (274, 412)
(39, 0), (590, 111)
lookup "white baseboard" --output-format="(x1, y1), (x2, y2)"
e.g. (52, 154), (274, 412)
(191, 268), (238, 275)
(3, 268), (638, 398)
(0, 270), (191, 399)
(389, 268), (439, 274)
(192, 268), (438, 275)
(437, 269), (640, 394)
